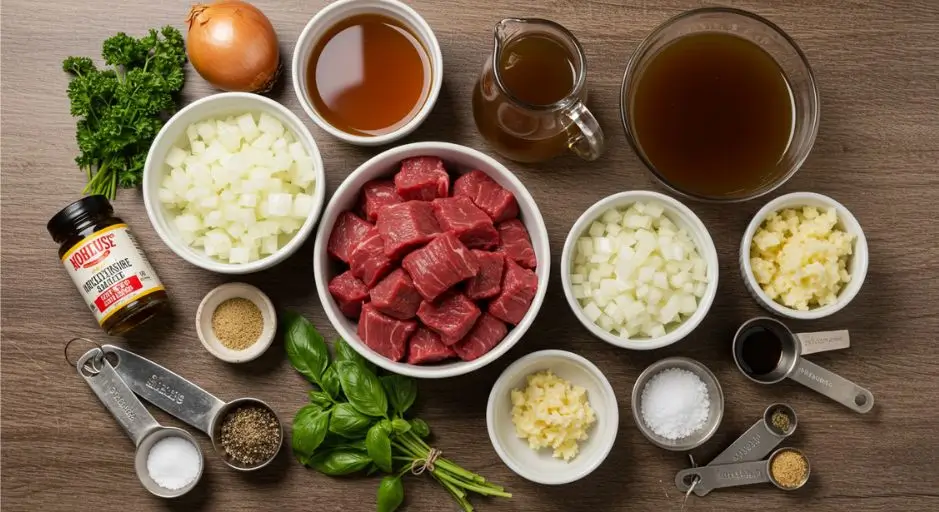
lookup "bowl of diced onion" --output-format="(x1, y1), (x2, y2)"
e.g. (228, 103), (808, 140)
(561, 191), (718, 350)
(143, 92), (325, 274)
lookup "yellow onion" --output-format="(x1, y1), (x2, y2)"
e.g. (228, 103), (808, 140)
(186, 1), (280, 92)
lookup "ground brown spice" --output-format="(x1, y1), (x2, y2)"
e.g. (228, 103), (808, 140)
(219, 405), (281, 466)
(212, 297), (263, 350)
(770, 449), (809, 488)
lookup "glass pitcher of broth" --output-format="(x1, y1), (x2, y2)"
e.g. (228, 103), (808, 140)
(472, 18), (604, 163)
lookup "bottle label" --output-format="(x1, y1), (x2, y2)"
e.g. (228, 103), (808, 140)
(61, 224), (164, 326)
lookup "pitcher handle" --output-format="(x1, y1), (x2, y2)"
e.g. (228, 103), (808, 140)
(563, 101), (605, 161)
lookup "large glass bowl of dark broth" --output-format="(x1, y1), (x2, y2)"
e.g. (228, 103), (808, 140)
(620, 8), (819, 202)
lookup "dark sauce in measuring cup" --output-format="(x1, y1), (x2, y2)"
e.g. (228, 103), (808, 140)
(737, 326), (784, 376)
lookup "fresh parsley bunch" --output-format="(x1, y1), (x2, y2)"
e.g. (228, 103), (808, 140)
(63, 26), (186, 199)
(284, 312), (511, 512)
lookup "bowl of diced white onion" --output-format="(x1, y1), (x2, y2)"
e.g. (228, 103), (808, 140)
(144, 92), (325, 274)
(561, 191), (718, 350)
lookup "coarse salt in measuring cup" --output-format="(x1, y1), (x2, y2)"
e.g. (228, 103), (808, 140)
(147, 436), (202, 490)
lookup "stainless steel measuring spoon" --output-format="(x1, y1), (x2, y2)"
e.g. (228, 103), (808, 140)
(100, 344), (283, 471)
(77, 348), (204, 498)
(733, 317), (874, 413)
(687, 403), (798, 496)
(676, 447), (811, 494)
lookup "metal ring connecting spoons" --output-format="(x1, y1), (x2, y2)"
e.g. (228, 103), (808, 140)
(76, 348), (204, 498)
(99, 344), (283, 471)
(733, 317), (874, 413)
(676, 447), (811, 494)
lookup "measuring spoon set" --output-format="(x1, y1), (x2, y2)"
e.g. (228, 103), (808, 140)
(671, 316), (875, 496)
(75, 344), (284, 498)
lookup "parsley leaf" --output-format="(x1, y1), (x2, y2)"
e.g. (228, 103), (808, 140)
(63, 26), (186, 198)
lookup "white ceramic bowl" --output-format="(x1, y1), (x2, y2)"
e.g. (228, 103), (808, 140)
(487, 350), (619, 485)
(561, 191), (719, 350)
(740, 192), (869, 319)
(291, 0), (444, 146)
(313, 142), (550, 378)
(195, 282), (277, 363)
(143, 92), (326, 274)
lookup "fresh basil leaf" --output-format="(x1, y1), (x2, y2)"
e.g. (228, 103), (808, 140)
(292, 404), (331, 459)
(284, 311), (329, 385)
(408, 418), (430, 438)
(366, 423), (393, 473)
(335, 337), (377, 373)
(308, 390), (335, 408)
(377, 475), (405, 512)
(321, 365), (341, 399)
(323, 437), (367, 452)
(335, 360), (388, 418)
(310, 449), (372, 476)
(381, 375), (417, 415)
(329, 402), (375, 438)
(391, 418), (411, 435)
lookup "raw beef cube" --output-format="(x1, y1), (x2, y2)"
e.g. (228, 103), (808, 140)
(497, 219), (537, 269)
(328, 271), (369, 318)
(327, 212), (373, 263)
(357, 304), (417, 362)
(417, 293), (481, 345)
(465, 250), (505, 300)
(432, 196), (499, 249)
(488, 259), (538, 325)
(370, 269), (422, 320)
(453, 170), (519, 222)
(407, 328), (457, 365)
(402, 232), (480, 301)
(452, 313), (507, 361)
(394, 156), (449, 201)
(349, 227), (394, 287)
(361, 179), (403, 222)
(376, 201), (441, 259)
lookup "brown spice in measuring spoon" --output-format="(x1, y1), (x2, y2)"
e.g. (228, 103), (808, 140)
(212, 298), (263, 351)
(771, 409), (792, 433)
(219, 405), (281, 466)
(770, 449), (809, 488)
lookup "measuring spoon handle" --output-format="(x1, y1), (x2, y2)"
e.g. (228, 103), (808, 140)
(676, 461), (771, 494)
(78, 349), (161, 446)
(103, 345), (226, 434)
(788, 358), (874, 413)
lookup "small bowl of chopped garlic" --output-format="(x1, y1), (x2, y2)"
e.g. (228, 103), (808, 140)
(741, 192), (868, 319)
(561, 191), (719, 350)
(486, 350), (618, 485)
(144, 92), (326, 274)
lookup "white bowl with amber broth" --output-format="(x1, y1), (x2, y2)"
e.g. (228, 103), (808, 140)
(487, 350), (619, 485)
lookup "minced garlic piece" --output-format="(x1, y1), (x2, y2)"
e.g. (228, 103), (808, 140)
(750, 206), (855, 311)
(510, 371), (596, 461)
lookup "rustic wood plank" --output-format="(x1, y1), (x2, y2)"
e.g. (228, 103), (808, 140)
(2, 0), (938, 510)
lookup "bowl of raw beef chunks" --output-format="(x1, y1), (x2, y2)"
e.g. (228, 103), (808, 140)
(314, 142), (550, 378)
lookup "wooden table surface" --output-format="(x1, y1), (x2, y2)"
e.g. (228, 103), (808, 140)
(3, 1), (939, 510)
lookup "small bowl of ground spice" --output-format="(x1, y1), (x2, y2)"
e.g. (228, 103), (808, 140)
(196, 282), (276, 363)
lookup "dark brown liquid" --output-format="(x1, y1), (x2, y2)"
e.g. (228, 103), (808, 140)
(739, 327), (783, 376)
(473, 34), (577, 162)
(499, 35), (575, 105)
(630, 33), (794, 197)
(306, 14), (431, 136)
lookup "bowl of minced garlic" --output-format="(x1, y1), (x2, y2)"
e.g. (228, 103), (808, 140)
(196, 282), (277, 363)
(487, 350), (618, 485)
(741, 192), (868, 320)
